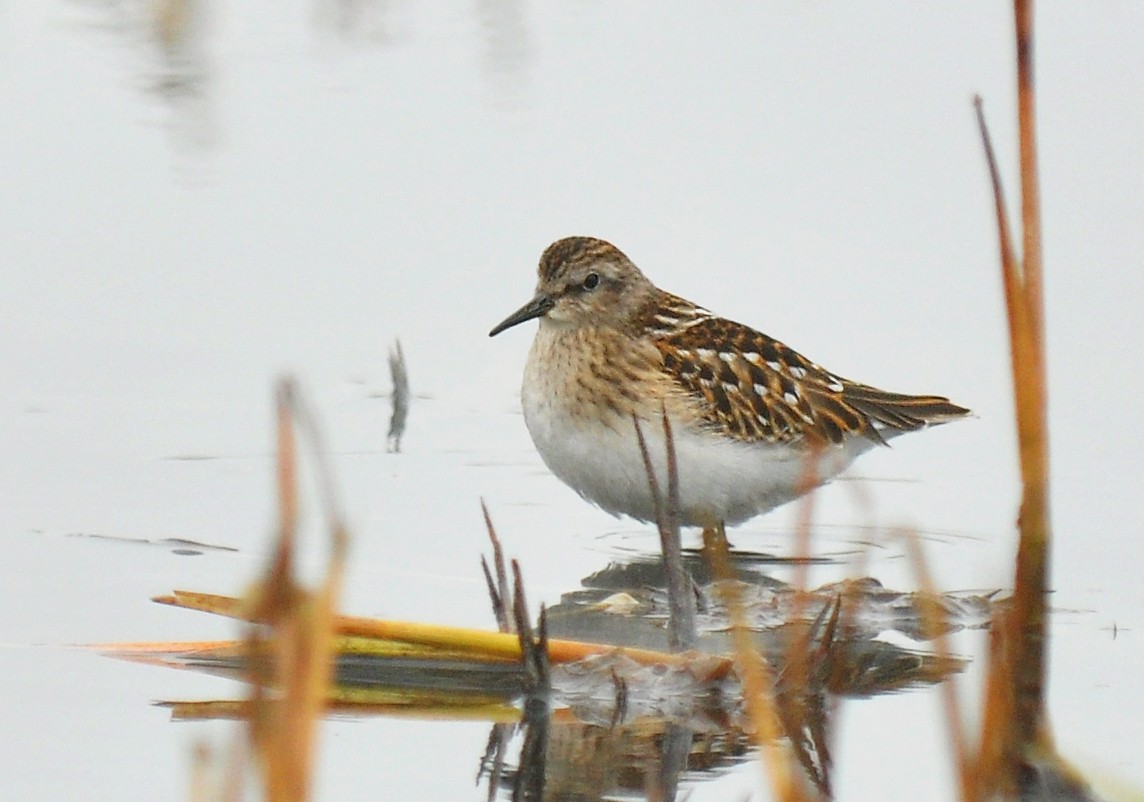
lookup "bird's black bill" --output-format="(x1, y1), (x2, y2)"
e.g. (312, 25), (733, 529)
(488, 295), (554, 337)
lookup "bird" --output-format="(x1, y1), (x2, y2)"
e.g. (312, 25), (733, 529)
(489, 236), (969, 530)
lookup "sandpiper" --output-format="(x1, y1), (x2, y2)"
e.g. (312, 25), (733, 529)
(490, 236), (969, 529)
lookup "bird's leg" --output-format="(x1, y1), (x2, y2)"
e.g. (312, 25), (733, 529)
(700, 519), (736, 573)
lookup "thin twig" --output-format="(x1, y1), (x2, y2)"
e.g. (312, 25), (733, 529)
(480, 499), (512, 633)
(387, 338), (409, 453)
(632, 413), (697, 652)
(511, 560), (549, 692)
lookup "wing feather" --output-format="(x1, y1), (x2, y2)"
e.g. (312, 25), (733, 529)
(652, 313), (969, 446)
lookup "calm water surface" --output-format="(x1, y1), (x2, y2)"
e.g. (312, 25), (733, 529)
(2, 3), (1141, 799)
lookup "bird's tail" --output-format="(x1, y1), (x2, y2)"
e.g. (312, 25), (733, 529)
(843, 384), (971, 441)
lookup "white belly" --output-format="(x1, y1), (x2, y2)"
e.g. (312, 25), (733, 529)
(521, 379), (874, 527)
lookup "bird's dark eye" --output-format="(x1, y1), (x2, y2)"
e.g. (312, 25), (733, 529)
(582, 272), (600, 291)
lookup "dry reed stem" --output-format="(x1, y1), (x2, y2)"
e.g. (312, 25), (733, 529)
(704, 525), (816, 802)
(1016, 0), (1045, 346)
(973, 92), (1023, 794)
(782, 446), (825, 710)
(242, 380), (346, 802)
(631, 411), (697, 652)
(166, 699), (522, 723)
(789, 447), (823, 598)
(1007, 0), (1052, 756)
(153, 589), (732, 676)
(972, 0), (1053, 793)
(479, 499), (512, 633)
(901, 531), (974, 798)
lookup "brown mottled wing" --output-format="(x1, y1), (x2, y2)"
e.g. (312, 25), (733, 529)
(653, 315), (968, 446)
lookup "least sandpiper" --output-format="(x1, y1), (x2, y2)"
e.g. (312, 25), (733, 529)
(490, 236), (969, 528)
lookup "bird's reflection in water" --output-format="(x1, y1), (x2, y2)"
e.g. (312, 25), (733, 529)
(472, 550), (986, 800)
